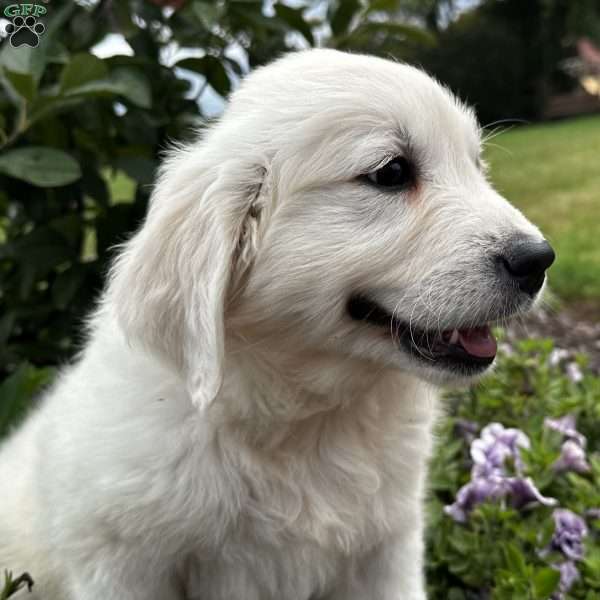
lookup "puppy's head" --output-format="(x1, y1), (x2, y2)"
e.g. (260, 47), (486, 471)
(109, 49), (554, 407)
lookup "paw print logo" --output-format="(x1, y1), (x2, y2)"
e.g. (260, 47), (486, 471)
(5, 15), (46, 48)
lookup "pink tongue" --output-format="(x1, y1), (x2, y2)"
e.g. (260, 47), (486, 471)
(457, 326), (497, 358)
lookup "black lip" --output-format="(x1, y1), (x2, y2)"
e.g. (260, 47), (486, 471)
(347, 294), (495, 374)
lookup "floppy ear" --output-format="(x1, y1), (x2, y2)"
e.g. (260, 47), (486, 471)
(108, 147), (265, 410)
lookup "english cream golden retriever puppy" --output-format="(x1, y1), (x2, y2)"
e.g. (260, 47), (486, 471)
(0, 49), (554, 599)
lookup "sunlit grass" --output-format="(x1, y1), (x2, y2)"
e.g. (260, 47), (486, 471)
(484, 114), (600, 302)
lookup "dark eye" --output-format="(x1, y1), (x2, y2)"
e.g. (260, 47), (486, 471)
(365, 157), (414, 189)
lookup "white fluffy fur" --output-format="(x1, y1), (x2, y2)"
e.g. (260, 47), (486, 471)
(0, 50), (545, 599)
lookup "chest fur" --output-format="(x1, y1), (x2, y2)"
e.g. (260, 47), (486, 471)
(179, 406), (434, 599)
(217, 402), (434, 553)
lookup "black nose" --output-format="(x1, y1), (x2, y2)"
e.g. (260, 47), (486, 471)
(501, 237), (555, 296)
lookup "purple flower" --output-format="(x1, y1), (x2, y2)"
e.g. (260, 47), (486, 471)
(506, 477), (557, 510)
(444, 477), (506, 523)
(444, 423), (556, 522)
(444, 476), (556, 522)
(566, 361), (583, 384)
(550, 509), (588, 561)
(544, 415), (587, 448)
(552, 560), (580, 599)
(544, 414), (576, 436)
(553, 440), (590, 474)
(471, 422), (530, 478)
(482, 422), (530, 453)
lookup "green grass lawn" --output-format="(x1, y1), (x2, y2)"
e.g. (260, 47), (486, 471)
(484, 114), (600, 303)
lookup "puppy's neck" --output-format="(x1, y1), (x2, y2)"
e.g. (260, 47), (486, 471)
(215, 333), (437, 449)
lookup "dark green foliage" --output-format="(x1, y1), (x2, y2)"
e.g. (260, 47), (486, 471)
(0, 0), (317, 379)
(411, 0), (600, 124)
(0, 362), (54, 438)
(413, 11), (529, 126)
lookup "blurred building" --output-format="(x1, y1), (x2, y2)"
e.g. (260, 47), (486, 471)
(545, 37), (600, 118)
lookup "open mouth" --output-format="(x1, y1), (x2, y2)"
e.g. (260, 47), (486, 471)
(347, 294), (498, 374)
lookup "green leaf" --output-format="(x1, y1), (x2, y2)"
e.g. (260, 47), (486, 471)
(45, 40), (71, 66)
(0, 147), (81, 187)
(52, 266), (87, 310)
(69, 11), (98, 49)
(62, 68), (152, 109)
(447, 589), (466, 600)
(0, 364), (54, 438)
(3, 70), (36, 102)
(448, 531), (472, 555)
(114, 156), (157, 186)
(532, 567), (560, 598)
(28, 96), (86, 126)
(110, 68), (152, 108)
(350, 21), (434, 44)
(42, 1), (77, 39)
(0, 312), (16, 346)
(367, 0), (400, 12)
(193, 0), (226, 29)
(0, 44), (46, 82)
(503, 543), (528, 578)
(0, 38), (47, 102)
(59, 53), (109, 92)
(1, 570), (34, 600)
(330, 0), (361, 36)
(0, 227), (73, 273)
(176, 56), (231, 96)
(274, 4), (314, 45)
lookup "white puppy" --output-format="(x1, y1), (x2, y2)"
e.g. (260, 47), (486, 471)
(0, 49), (554, 600)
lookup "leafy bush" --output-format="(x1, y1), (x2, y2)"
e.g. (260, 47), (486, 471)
(0, 0), (301, 377)
(427, 338), (600, 599)
(413, 11), (529, 126)
(409, 0), (600, 124)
